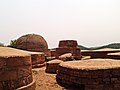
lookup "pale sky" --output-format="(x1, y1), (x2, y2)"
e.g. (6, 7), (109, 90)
(0, 0), (120, 48)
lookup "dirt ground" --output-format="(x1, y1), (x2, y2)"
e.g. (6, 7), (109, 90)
(32, 66), (65, 90)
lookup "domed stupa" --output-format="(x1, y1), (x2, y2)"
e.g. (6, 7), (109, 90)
(16, 34), (48, 54)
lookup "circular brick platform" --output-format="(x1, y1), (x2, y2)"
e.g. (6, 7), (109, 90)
(15, 50), (46, 68)
(56, 59), (120, 90)
(0, 47), (35, 90)
(26, 51), (45, 68)
(45, 59), (63, 73)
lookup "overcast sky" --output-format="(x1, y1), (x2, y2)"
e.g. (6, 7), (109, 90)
(0, 0), (120, 48)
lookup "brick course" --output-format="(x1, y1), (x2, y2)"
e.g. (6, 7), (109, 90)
(56, 60), (120, 90)
(50, 40), (81, 60)
(81, 49), (120, 59)
(0, 47), (34, 90)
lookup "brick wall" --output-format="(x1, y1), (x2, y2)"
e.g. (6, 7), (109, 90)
(107, 53), (120, 59)
(55, 48), (70, 58)
(31, 53), (45, 68)
(81, 50), (120, 59)
(56, 64), (120, 90)
(59, 40), (77, 48)
(51, 40), (81, 60)
(0, 56), (33, 90)
(50, 50), (56, 57)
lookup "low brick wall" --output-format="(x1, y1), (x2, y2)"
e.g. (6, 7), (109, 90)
(55, 48), (81, 60)
(0, 47), (35, 90)
(59, 40), (77, 48)
(50, 50), (56, 57)
(50, 40), (81, 60)
(30, 52), (45, 68)
(18, 50), (45, 68)
(107, 52), (120, 59)
(81, 50), (120, 59)
(55, 48), (70, 58)
(0, 56), (33, 90)
(45, 59), (63, 73)
(56, 59), (120, 90)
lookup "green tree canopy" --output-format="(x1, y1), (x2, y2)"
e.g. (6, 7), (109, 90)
(8, 40), (17, 48)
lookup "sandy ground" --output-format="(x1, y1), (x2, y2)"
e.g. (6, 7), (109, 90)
(32, 66), (64, 90)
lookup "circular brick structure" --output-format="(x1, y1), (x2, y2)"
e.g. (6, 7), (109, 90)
(45, 59), (63, 73)
(0, 47), (35, 90)
(24, 51), (45, 68)
(56, 59), (120, 90)
(16, 34), (48, 55)
(15, 50), (45, 68)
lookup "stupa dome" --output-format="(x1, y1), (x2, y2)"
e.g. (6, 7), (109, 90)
(16, 34), (48, 54)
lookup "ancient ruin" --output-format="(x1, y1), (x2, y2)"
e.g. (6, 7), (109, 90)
(56, 59), (120, 90)
(45, 59), (63, 73)
(59, 53), (73, 61)
(21, 51), (45, 68)
(16, 34), (48, 55)
(0, 47), (35, 90)
(107, 52), (120, 59)
(2, 33), (120, 90)
(81, 48), (120, 59)
(50, 40), (81, 60)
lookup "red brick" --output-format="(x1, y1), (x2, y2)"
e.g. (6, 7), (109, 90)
(0, 82), (2, 88)
(59, 40), (77, 48)
(0, 58), (6, 68)
(17, 66), (32, 79)
(6, 57), (24, 67)
(23, 56), (32, 65)
(0, 70), (17, 81)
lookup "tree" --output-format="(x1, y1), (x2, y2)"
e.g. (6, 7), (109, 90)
(8, 40), (17, 48)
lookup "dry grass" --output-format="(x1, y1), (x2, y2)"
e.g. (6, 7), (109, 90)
(32, 67), (65, 90)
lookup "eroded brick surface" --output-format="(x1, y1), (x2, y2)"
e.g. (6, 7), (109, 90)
(50, 40), (81, 60)
(0, 55), (33, 90)
(56, 61), (120, 90)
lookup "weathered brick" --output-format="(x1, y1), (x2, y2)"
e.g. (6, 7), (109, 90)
(0, 82), (2, 88)
(6, 57), (24, 67)
(111, 78), (118, 82)
(59, 40), (77, 48)
(57, 60), (120, 90)
(103, 78), (110, 82)
(0, 58), (6, 68)
(17, 66), (32, 79)
(0, 70), (17, 81)
(113, 84), (120, 89)
(23, 56), (32, 65)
